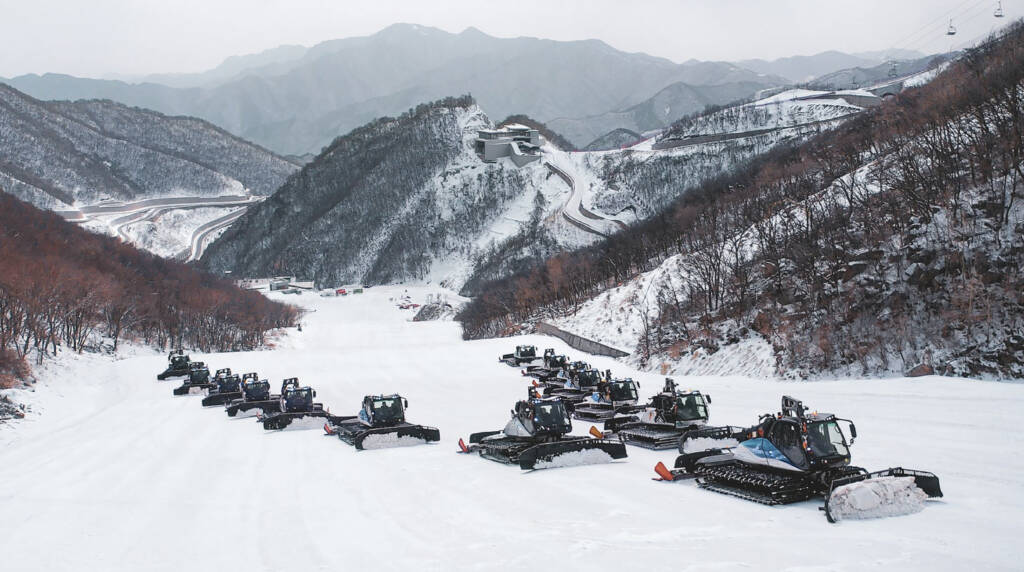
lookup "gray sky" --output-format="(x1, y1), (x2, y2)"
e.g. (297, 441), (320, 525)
(0, 0), (1016, 78)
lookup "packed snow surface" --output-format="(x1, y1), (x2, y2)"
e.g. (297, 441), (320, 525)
(1, 286), (1023, 571)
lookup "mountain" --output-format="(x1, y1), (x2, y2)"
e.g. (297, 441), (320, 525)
(738, 50), (930, 84)
(852, 48), (926, 61)
(143, 45), (310, 88)
(583, 128), (643, 151)
(0, 83), (298, 209)
(657, 88), (869, 143)
(460, 23), (1024, 380)
(548, 80), (772, 147)
(202, 90), (844, 291)
(0, 82), (300, 259)
(200, 96), (579, 288)
(810, 53), (950, 89)
(4, 24), (786, 155)
(739, 51), (881, 83)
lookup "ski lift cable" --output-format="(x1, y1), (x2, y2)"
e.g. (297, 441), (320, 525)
(902, 0), (990, 50)
(889, 0), (988, 53)
(948, 8), (1012, 52)
(943, 1), (1007, 51)
(886, 0), (983, 52)
(901, 0), (994, 55)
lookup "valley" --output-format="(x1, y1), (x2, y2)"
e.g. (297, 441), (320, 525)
(1, 287), (1021, 570)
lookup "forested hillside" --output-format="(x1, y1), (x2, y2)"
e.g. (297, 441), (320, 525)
(461, 23), (1024, 380)
(0, 83), (298, 209)
(0, 192), (298, 387)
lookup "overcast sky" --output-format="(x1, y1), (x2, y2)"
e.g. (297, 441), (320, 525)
(0, 0), (1016, 78)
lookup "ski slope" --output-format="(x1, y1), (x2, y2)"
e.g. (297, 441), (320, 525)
(1, 286), (1022, 571)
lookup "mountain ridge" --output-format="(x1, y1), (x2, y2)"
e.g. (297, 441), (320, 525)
(3, 24), (788, 155)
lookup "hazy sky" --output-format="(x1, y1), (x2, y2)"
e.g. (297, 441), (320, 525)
(0, 0), (1016, 78)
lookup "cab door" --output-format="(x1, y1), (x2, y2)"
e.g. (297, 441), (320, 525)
(769, 420), (809, 469)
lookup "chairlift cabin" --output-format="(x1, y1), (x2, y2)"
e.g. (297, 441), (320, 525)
(947, 19), (957, 36)
(995, 1), (1004, 18)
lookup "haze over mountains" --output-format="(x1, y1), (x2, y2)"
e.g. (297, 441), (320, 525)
(738, 48), (925, 83)
(2, 24), (919, 153)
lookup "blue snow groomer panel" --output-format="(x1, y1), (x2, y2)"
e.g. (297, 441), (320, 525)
(736, 438), (800, 469)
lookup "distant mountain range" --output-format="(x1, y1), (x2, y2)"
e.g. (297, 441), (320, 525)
(551, 80), (772, 148)
(810, 52), (950, 90)
(1, 24), (789, 154)
(0, 83), (297, 209)
(739, 49), (925, 83)
(1, 25), (930, 154)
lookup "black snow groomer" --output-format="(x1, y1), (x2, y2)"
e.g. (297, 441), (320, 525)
(571, 378), (643, 422)
(258, 379), (329, 430)
(225, 376), (281, 418)
(201, 371), (250, 406)
(171, 361), (213, 395)
(601, 378), (713, 449)
(157, 349), (190, 380)
(541, 367), (606, 405)
(530, 359), (591, 392)
(499, 345), (540, 366)
(521, 349), (570, 381)
(323, 394), (440, 449)
(653, 396), (943, 523)
(457, 389), (627, 470)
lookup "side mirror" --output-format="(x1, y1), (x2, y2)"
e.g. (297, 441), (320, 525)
(849, 423), (857, 439)
(706, 394), (712, 403)
(312, 390), (317, 398)
(404, 398), (409, 408)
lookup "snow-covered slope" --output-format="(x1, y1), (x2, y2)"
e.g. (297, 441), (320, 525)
(659, 88), (865, 142)
(1, 286), (1021, 571)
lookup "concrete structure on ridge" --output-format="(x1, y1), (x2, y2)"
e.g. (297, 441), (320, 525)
(474, 124), (542, 167)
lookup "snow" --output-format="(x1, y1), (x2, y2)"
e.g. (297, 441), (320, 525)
(903, 63), (951, 88)
(551, 158), (887, 376)
(755, 88), (834, 105)
(120, 206), (244, 259)
(1, 285), (1023, 570)
(680, 436), (740, 454)
(532, 448), (615, 469)
(359, 433), (430, 450)
(827, 477), (928, 521)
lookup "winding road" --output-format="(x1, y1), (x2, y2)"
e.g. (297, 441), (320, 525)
(545, 162), (626, 238)
(56, 194), (262, 261)
(55, 195), (259, 220)
(183, 207), (249, 262)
